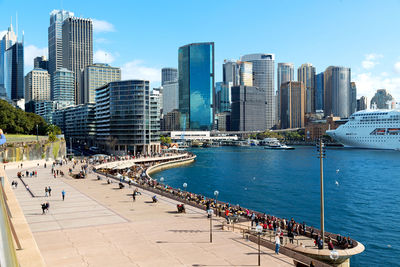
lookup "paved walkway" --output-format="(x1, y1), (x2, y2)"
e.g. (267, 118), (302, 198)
(6, 161), (294, 267)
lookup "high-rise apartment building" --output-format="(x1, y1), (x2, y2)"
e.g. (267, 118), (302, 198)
(357, 96), (368, 111)
(0, 23), (17, 99)
(178, 42), (214, 130)
(162, 81), (179, 115)
(82, 63), (121, 103)
(324, 66), (351, 118)
(53, 68), (74, 107)
(240, 53), (275, 129)
(298, 63), (316, 114)
(230, 85), (267, 131)
(315, 72), (324, 111)
(62, 16), (93, 104)
(24, 69), (51, 102)
(95, 80), (160, 155)
(277, 63), (294, 127)
(4, 41), (24, 100)
(48, 10), (74, 74)
(34, 56), (49, 71)
(161, 68), (177, 85)
(280, 81), (305, 129)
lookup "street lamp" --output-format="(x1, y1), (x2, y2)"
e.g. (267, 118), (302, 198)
(214, 190), (219, 216)
(255, 225), (263, 266)
(160, 177), (164, 183)
(36, 124), (39, 141)
(317, 139), (326, 249)
(183, 182), (187, 191)
(207, 208), (213, 243)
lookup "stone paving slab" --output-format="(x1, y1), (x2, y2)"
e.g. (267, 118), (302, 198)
(7, 161), (294, 267)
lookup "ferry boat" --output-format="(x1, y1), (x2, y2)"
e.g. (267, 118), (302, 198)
(264, 142), (295, 150)
(326, 109), (400, 150)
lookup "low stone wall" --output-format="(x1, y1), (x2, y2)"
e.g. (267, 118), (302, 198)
(146, 156), (196, 176)
(0, 139), (66, 162)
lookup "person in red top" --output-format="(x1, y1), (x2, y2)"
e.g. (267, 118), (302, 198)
(225, 209), (230, 224)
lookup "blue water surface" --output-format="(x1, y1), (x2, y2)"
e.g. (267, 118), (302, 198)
(152, 146), (400, 267)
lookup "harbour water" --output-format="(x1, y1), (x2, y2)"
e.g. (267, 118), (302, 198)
(152, 146), (400, 267)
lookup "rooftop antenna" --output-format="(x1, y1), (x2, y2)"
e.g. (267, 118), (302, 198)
(16, 12), (18, 40)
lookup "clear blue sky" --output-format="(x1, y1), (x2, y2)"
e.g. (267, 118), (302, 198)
(1, 0), (400, 101)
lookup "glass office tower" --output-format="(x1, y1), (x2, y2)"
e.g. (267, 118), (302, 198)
(178, 42), (214, 130)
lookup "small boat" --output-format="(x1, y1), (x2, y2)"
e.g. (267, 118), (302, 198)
(264, 142), (295, 150)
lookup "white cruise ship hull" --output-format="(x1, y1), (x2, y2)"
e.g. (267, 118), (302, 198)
(326, 109), (400, 150)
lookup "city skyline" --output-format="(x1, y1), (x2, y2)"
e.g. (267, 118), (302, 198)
(1, 0), (400, 102)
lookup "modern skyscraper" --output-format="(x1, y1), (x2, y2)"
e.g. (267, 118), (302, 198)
(357, 96), (368, 111)
(33, 56), (49, 71)
(62, 16), (93, 104)
(161, 68), (177, 85)
(53, 68), (74, 107)
(298, 63), (316, 114)
(223, 60), (240, 86)
(350, 82), (357, 115)
(240, 53), (275, 129)
(280, 81), (305, 129)
(277, 63), (294, 127)
(24, 69), (51, 102)
(370, 89), (395, 109)
(324, 66), (351, 118)
(48, 10), (74, 81)
(215, 82), (231, 113)
(4, 41), (24, 100)
(95, 80), (160, 155)
(230, 85), (267, 131)
(82, 63), (121, 103)
(0, 23), (17, 99)
(162, 81), (179, 115)
(178, 42), (214, 130)
(315, 72), (324, 111)
(239, 61), (253, 86)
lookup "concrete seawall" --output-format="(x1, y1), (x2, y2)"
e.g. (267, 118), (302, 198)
(146, 155), (196, 177)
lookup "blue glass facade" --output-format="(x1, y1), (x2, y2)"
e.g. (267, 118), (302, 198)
(315, 72), (324, 111)
(178, 42), (214, 130)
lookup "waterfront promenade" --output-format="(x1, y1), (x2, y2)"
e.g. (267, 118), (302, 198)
(5, 160), (294, 267)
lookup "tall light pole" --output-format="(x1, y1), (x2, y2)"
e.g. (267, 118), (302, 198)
(317, 139), (326, 249)
(36, 124), (39, 141)
(214, 190), (219, 216)
(208, 209), (213, 243)
(255, 225), (263, 266)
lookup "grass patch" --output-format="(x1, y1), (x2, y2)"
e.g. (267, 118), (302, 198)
(5, 134), (48, 143)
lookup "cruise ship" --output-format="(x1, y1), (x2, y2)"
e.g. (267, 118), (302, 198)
(326, 109), (400, 150)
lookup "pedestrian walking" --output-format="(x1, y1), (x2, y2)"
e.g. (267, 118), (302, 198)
(61, 190), (65, 201)
(41, 203), (46, 214)
(45, 202), (50, 213)
(275, 233), (281, 254)
(45, 187), (48, 197)
(48, 186), (52, 196)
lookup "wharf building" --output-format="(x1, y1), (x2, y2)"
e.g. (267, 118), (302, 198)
(370, 89), (395, 109)
(161, 67), (178, 85)
(0, 22), (17, 99)
(323, 66), (352, 118)
(280, 81), (305, 129)
(298, 63), (316, 114)
(314, 72), (324, 112)
(230, 85), (267, 131)
(48, 10), (74, 91)
(33, 56), (49, 71)
(52, 68), (75, 108)
(357, 96), (368, 111)
(277, 63), (294, 128)
(178, 42), (215, 130)
(240, 53), (275, 129)
(82, 63), (121, 104)
(95, 80), (161, 155)
(62, 16), (93, 104)
(24, 69), (51, 102)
